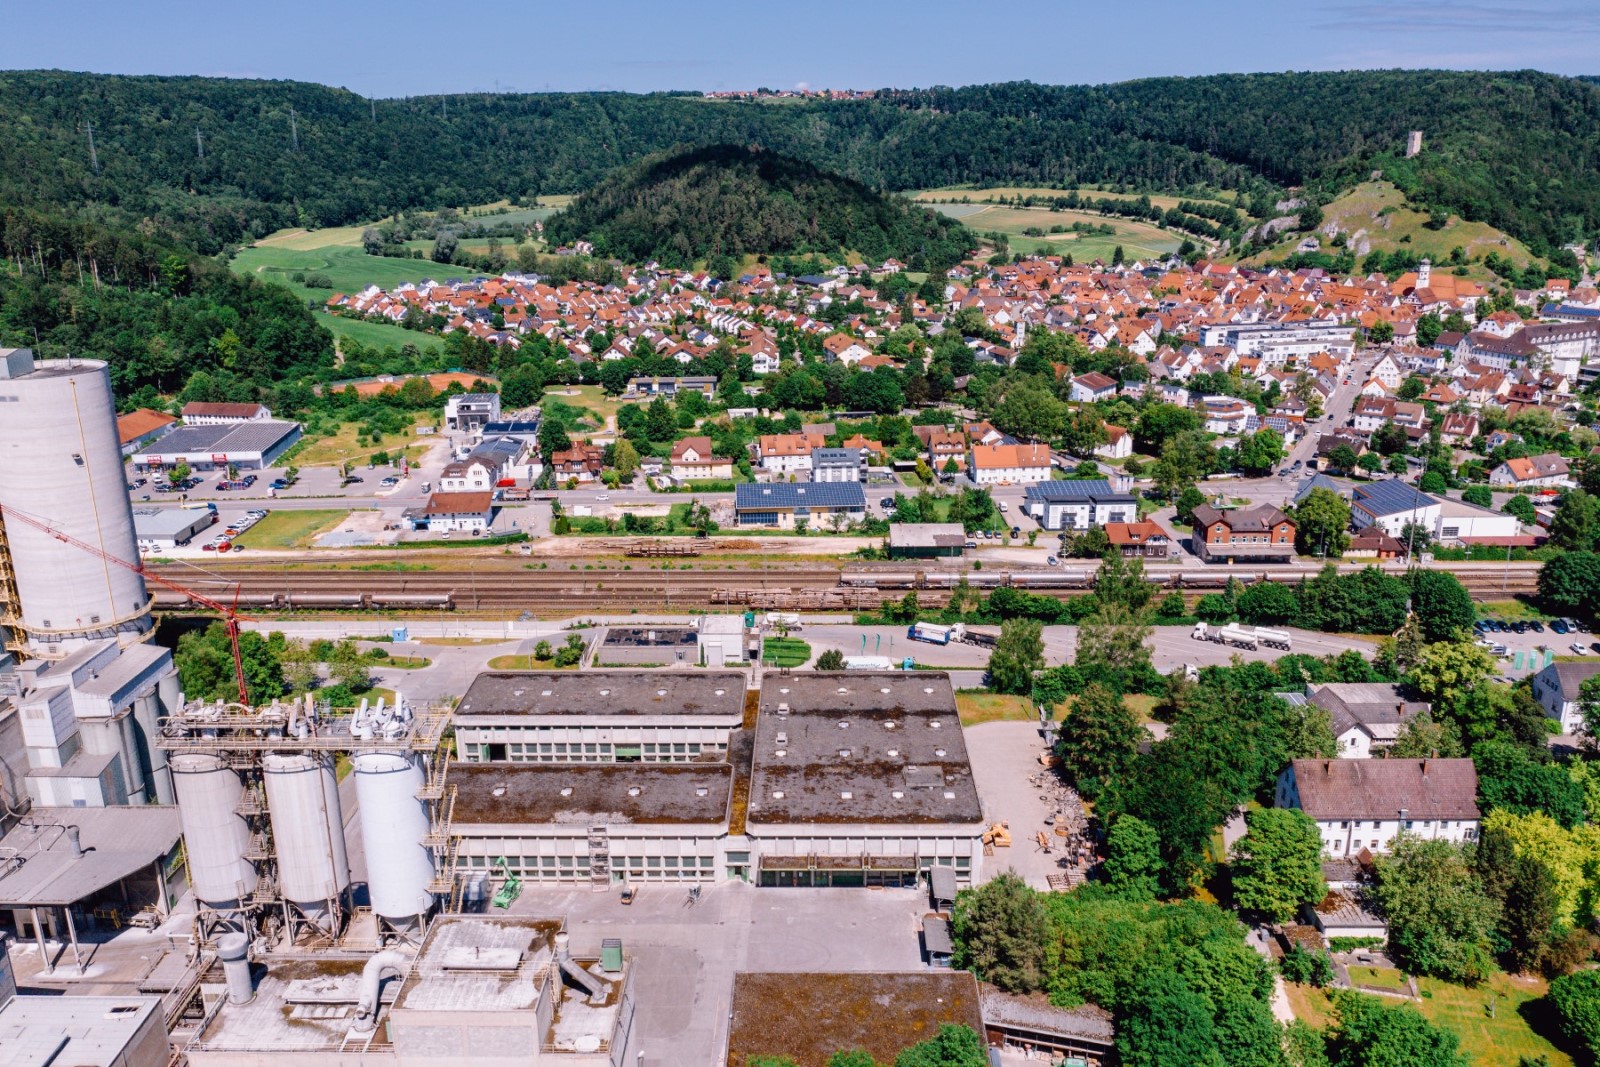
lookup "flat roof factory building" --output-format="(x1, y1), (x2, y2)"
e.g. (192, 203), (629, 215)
(131, 421), (302, 471)
(132, 506), (217, 548)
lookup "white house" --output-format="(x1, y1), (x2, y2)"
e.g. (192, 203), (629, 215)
(407, 491), (497, 533)
(1275, 758), (1481, 857)
(1369, 352), (1404, 389)
(968, 443), (1053, 485)
(1306, 683), (1430, 759)
(1094, 424), (1133, 461)
(1068, 372), (1118, 403)
(1531, 662), (1600, 733)
(753, 433), (823, 476)
(821, 334), (872, 366)
(1489, 453), (1570, 489)
(1199, 396), (1250, 435)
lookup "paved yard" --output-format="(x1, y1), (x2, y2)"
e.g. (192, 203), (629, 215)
(964, 721), (1080, 890)
(506, 882), (929, 1067)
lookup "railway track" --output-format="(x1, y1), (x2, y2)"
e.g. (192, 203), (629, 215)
(146, 559), (1543, 616)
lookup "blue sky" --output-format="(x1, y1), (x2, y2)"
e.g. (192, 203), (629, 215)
(4, 1), (1597, 96)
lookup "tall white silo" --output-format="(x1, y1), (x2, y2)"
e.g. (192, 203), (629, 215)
(0, 349), (150, 649)
(170, 754), (258, 916)
(262, 752), (350, 933)
(352, 750), (436, 931)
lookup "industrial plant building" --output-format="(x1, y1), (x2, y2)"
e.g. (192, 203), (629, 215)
(130, 419), (302, 472)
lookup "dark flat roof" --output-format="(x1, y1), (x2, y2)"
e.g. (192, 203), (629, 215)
(601, 626), (698, 648)
(456, 670), (748, 719)
(451, 763), (732, 827)
(747, 673), (982, 826)
(727, 971), (983, 1067)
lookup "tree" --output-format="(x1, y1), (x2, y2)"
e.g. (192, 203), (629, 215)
(949, 872), (1049, 993)
(611, 438), (640, 482)
(1417, 313), (1445, 347)
(1323, 991), (1466, 1067)
(1234, 428), (1286, 476)
(1407, 640), (1496, 730)
(988, 619), (1044, 695)
(1539, 552), (1600, 617)
(1231, 808), (1328, 923)
(1237, 582), (1298, 625)
(990, 379), (1066, 442)
(538, 416), (572, 460)
(327, 639), (371, 693)
(1374, 837), (1499, 984)
(171, 460), (192, 484)
(1408, 572), (1474, 642)
(361, 227), (383, 255)
(1093, 547), (1152, 611)
(1103, 815), (1162, 899)
(1462, 484), (1493, 507)
(1057, 683), (1145, 799)
(1327, 444), (1359, 473)
(1075, 602), (1154, 677)
(1550, 489), (1600, 552)
(1154, 430), (1216, 496)
(1116, 970), (1223, 1067)
(1175, 485), (1207, 526)
(894, 1025), (988, 1067)
(174, 623), (285, 705)
(1419, 470), (1448, 494)
(432, 229), (459, 263)
(826, 1053), (875, 1067)
(1502, 493), (1537, 525)
(1294, 487), (1352, 557)
(1358, 452), (1384, 474)
(1550, 969), (1600, 1055)
(815, 649), (846, 671)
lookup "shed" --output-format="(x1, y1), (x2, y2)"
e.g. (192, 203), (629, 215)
(929, 865), (959, 911)
(888, 523), (967, 559)
(922, 916), (954, 967)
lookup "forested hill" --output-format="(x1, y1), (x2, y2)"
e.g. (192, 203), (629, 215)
(543, 145), (973, 270)
(0, 68), (1597, 256)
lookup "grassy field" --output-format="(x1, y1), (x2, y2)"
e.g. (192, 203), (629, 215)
(232, 244), (452, 299)
(325, 315), (442, 354)
(1348, 966), (1409, 993)
(1243, 181), (1535, 276)
(374, 655), (432, 670)
(955, 691), (1035, 726)
(1286, 976), (1574, 1066)
(930, 203), (1182, 262)
(1475, 599), (1551, 622)
(292, 411), (433, 467)
(486, 654), (577, 670)
(761, 637), (812, 667)
(914, 186), (1237, 212)
(542, 385), (623, 431)
(234, 510), (349, 549)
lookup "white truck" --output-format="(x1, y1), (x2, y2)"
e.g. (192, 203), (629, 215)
(1191, 621), (1293, 651)
(765, 612), (803, 631)
(909, 621), (966, 645)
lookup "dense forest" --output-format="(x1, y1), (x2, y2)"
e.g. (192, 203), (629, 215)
(543, 145), (973, 270)
(1, 69), (1596, 256)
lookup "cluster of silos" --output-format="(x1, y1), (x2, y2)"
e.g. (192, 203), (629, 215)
(0, 348), (150, 648)
(263, 751), (351, 935)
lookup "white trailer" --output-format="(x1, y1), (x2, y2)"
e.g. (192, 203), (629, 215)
(1252, 627), (1293, 651)
(765, 612), (802, 630)
(1218, 623), (1261, 650)
(909, 622), (966, 645)
(1191, 621), (1292, 652)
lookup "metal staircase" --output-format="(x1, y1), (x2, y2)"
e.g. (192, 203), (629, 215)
(588, 825), (611, 889)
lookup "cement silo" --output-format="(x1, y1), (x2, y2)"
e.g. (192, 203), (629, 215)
(169, 754), (259, 917)
(0, 348), (150, 649)
(353, 751), (436, 931)
(262, 752), (350, 933)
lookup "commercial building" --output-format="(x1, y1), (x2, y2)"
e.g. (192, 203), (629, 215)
(131, 421), (302, 472)
(1190, 503), (1296, 563)
(132, 506), (218, 549)
(734, 482), (866, 529)
(595, 625), (700, 666)
(452, 671), (748, 765)
(1275, 758), (1480, 857)
(697, 614), (753, 667)
(404, 491), (497, 533)
(746, 673), (985, 887)
(443, 392), (501, 432)
(1198, 321), (1357, 364)
(888, 523), (967, 559)
(0, 993), (170, 1067)
(1022, 479), (1137, 531)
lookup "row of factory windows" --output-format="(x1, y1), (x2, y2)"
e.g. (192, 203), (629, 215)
(462, 741), (723, 763)
(460, 854), (718, 879)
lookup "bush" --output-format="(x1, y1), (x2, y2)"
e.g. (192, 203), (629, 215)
(1279, 945), (1334, 987)
(1195, 594), (1234, 623)
(1550, 969), (1600, 1054)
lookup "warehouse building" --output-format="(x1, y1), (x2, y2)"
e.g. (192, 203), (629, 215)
(745, 673), (985, 887)
(452, 671), (748, 764)
(0, 994), (170, 1067)
(132, 506), (217, 549)
(130, 420), (301, 472)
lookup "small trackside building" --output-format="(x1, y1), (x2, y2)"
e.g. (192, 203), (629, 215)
(745, 672), (985, 887)
(404, 490), (497, 533)
(1275, 758), (1480, 858)
(734, 481), (866, 529)
(1022, 479), (1137, 531)
(888, 523), (968, 559)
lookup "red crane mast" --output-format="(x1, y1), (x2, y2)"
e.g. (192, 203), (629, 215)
(0, 503), (252, 704)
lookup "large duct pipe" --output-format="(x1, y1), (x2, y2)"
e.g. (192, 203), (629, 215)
(217, 931), (254, 1005)
(352, 948), (411, 1033)
(555, 932), (609, 1001)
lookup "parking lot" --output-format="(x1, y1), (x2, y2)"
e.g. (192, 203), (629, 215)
(1473, 613), (1600, 676)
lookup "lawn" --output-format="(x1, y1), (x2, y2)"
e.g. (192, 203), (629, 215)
(373, 655), (432, 670)
(761, 637), (812, 668)
(913, 186), (1235, 212)
(322, 314), (442, 354)
(232, 243), (450, 300)
(542, 385), (623, 429)
(1476, 599), (1551, 622)
(1416, 974), (1574, 1067)
(954, 691), (1035, 726)
(233, 509), (348, 549)
(1348, 966), (1409, 993)
(486, 654), (580, 670)
(926, 203), (1184, 262)
(291, 411), (433, 468)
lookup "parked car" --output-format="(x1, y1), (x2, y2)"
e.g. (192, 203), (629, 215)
(1530, 621), (1545, 633)
(963, 540), (977, 550)
(1573, 644), (1590, 656)
(1046, 556), (1060, 566)
(1553, 620), (1571, 634)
